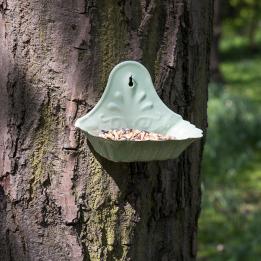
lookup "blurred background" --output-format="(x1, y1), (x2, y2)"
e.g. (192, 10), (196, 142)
(198, 0), (261, 260)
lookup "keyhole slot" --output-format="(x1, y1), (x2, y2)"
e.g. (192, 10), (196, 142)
(128, 76), (134, 87)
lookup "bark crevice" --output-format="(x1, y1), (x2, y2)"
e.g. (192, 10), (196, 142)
(0, 0), (212, 260)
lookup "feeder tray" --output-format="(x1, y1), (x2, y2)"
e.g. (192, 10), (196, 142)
(75, 61), (203, 162)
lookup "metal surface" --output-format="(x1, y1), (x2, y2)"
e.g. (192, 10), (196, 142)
(75, 61), (203, 162)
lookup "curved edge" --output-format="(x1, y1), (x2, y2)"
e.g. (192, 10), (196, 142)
(74, 117), (82, 128)
(182, 120), (203, 138)
(74, 61), (149, 130)
(184, 122), (203, 138)
(75, 60), (204, 141)
(167, 119), (203, 140)
(87, 133), (196, 161)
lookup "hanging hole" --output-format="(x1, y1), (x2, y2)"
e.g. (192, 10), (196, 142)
(128, 76), (134, 87)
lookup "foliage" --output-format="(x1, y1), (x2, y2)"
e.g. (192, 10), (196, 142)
(222, 0), (261, 35)
(198, 31), (261, 260)
(203, 84), (260, 178)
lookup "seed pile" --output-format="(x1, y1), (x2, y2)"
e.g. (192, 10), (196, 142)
(98, 129), (174, 141)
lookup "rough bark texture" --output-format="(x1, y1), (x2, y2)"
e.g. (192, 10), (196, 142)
(0, 0), (212, 260)
(210, 0), (222, 83)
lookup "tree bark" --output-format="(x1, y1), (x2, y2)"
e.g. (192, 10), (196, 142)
(210, 0), (223, 83)
(248, 0), (260, 51)
(0, 0), (212, 260)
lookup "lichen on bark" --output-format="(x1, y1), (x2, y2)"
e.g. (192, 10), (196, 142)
(96, 0), (128, 90)
(0, 0), (212, 260)
(29, 102), (58, 197)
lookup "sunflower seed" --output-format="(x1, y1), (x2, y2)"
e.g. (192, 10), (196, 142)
(98, 129), (175, 141)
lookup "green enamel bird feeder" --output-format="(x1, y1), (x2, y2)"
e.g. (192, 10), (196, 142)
(75, 61), (203, 162)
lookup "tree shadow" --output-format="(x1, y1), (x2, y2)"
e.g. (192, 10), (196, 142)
(0, 185), (24, 261)
(221, 42), (261, 62)
(87, 140), (162, 214)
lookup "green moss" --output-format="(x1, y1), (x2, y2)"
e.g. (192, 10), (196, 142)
(83, 154), (137, 260)
(29, 103), (56, 195)
(88, 155), (104, 203)
(96, 0), (128, 89)
(78, 49), (87, 62)
(154, 47), (162, 80)
(79, 3), (143, 257)
(105, 206), (119, 249)
(142, 0), (165, 80)
(39, 28), (46, 43)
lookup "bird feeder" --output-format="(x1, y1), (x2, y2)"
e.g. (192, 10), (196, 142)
(75, 61), (203, 162)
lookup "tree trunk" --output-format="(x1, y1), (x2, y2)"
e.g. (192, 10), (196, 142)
(0, 1), (212, 260)
(248, 1), (260, 51)
(210, 0), (223, 83)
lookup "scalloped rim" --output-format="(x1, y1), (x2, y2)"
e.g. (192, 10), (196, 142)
(75, 61), (203, 140)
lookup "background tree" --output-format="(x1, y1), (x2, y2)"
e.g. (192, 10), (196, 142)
(210, 0), (223, 83)
(0, 0), (212, 260)
(225, 0), (261, 49)
(200, 0), (261, 258)
(210, 0), (261, 83)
